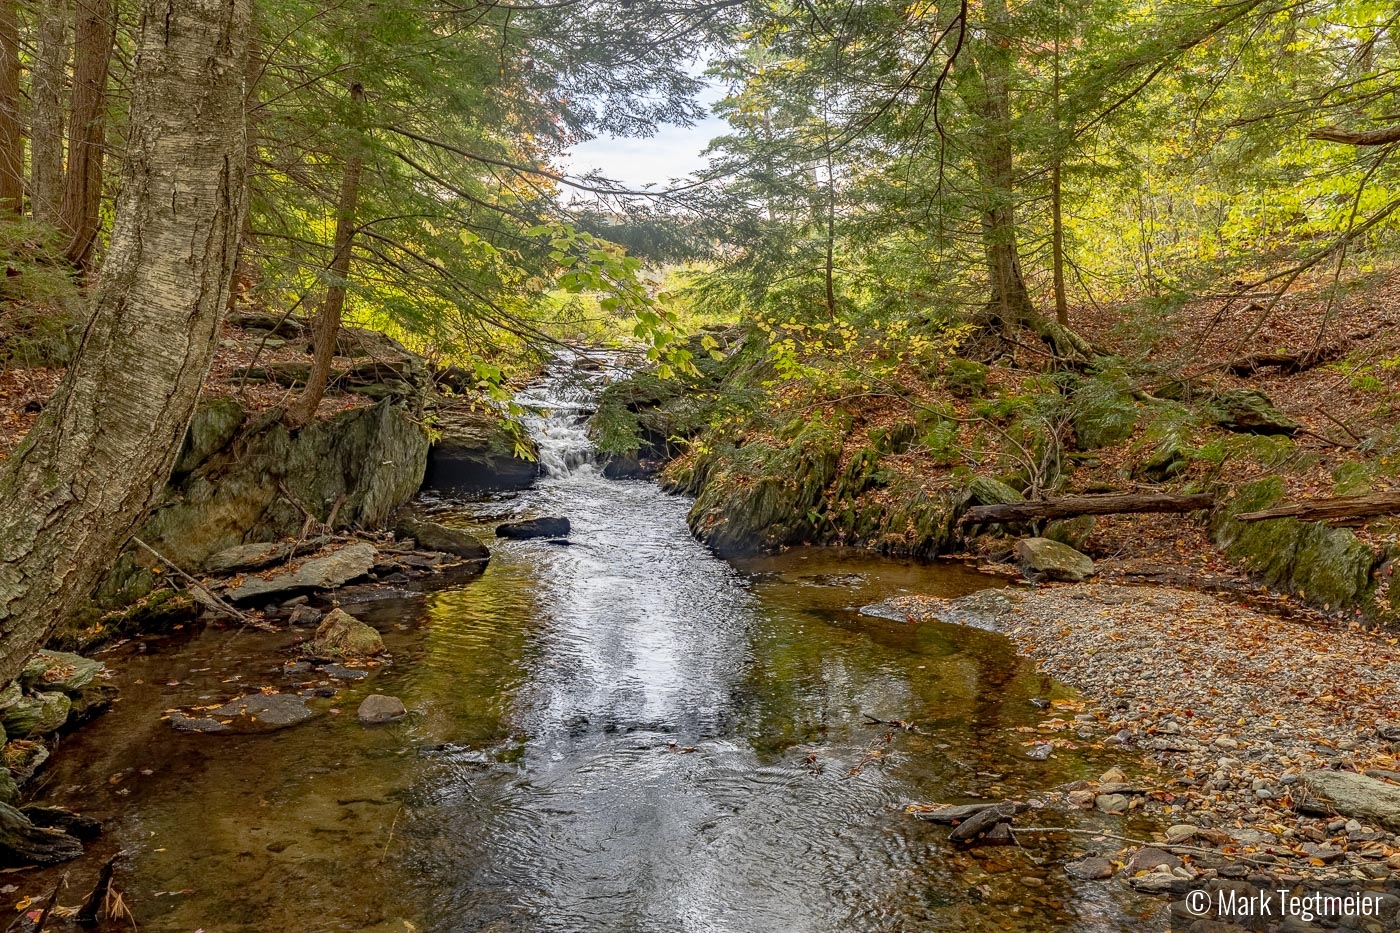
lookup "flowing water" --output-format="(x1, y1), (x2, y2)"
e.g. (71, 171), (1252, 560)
(29, 355), (1162, 932)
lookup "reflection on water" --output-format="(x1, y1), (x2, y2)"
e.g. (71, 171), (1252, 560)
(28, 358), (1159, 932)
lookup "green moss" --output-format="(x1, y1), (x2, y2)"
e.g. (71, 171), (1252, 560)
(1070, 374), (1138, 450)
(944, 359), (989, 398)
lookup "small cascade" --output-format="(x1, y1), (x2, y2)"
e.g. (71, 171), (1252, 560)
(515, 352), (615, 479)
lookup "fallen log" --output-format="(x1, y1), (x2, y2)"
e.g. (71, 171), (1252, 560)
(960, 492), (1214, 525)
(1233, 491), (1400, 523)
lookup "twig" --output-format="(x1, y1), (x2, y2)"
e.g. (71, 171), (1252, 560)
(1315, 406), (1365, 443)
(30, 872), (65, 933)
(130, 538), (273, 632)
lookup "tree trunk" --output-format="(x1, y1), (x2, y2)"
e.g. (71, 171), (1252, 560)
(0, 0), (21, 213)
(1234, 492), (1400, 524)
(31, 0), (70, 225)
(60, 0), (116, 267)
(0, 0), (250, 684)
(287, 82), (365, 427)
(972, 0), (1035, 331)
(960, 492), (1215, 525)
(1050, 18), (1068, 327)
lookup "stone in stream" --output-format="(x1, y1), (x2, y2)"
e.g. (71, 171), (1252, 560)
(304, 608), (385, 659)
(20, 650), (104, 695)
(948, 801), (1017, 843)
(1065, 856), (1115, 880)
(0, 802), (83, 866)
(497, 517), (571, 539)
(1294, 770), (1400, 830)
(1094, 793), (1129, 814)
(913, 802), (1000, 824)
(395, 518), (490, 561)
(1125, 846), (1181, 874)
(224, 542), (377, 603)
(0, 691), (71, 738)
(1014, 537), (1096, 582)
(321, 664), (370, 682)
(357, 695), (407, 724)
(21, 805), (102, 840)
(170, 693), (315, 735)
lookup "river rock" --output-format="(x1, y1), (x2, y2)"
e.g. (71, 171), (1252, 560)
(1126, 846), (1182, 874)
(358, 695), (407, 724)
(0, 802), (84, 866)
(172, 693), (315, 734)
(1294, 770), (1400, 830)
(305, 608), (385, 659)
(1095, 793), (1129, 814)
(21, 805), (102, 840)
(225, 542), (377, 603)
(321, 664), (369, 681)
(0, 692), (71, 738)
(497, 517), (571, 539)
(914, 803), (1000, 824)
(20, 650), (104, 695)
(203, 541), (291, 575)
(424, 407), (539, 492)
(396, 518), (489, 561)
(1066, 856), (1115, 880)
(3, 740), (48, 783)
(948, 801), (1017, 843)
(0, 769), (15, 805)
(1015, 538), (1096, 582)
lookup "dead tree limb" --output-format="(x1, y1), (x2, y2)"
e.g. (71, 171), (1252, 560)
(1309, 123), (1400, 147)
(960, 492), (1214, 525)
(1233, 491), (1400, 523)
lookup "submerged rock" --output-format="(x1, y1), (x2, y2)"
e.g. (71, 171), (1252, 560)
(225, 543), (377, 603)
(1065, 856), (1115, 880)
(497, 517), (570, 539)
(171, 693), (315, 734)
(396, 518), (489, 560)
(358, 694), (407, 724)
(305, 608), (385, 659)
(1014, 537), (1096, 582)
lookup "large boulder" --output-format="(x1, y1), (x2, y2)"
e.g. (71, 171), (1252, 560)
(496, 517), (570, 539)
(202, 541), (292, 575)
(0, 692), (71, 738)
(357, 695), (407, 724)
(396, 518), (489, 560)
(224, 543), (377, 603)
(1294, 770), (1400, 830)
(424, 407), (538, 492)
(1014, 537), (1096, 582)
(1207, 389), (1299, 436)
(305, 608), (385, 659)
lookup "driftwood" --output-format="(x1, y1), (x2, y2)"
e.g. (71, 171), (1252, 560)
(1234, 491), (1400, 524)
(960, 492), (1215, 525)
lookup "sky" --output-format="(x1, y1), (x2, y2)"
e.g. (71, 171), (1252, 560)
(561, 80), (728, 191)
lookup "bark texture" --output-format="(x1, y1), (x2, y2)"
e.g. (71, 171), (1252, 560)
(288, 82), (365, 427)
(60, 0), (116, 266)
(960, 492), (1215, 525)
(0, 0), (250, 684)
(0, 0), (21, 213)
(31, 0), (71, 225)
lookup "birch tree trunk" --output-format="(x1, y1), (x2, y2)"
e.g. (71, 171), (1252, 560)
(31, 0), (71, 226)
(60, 0), (116, 267)
(0, 0), (250, 684)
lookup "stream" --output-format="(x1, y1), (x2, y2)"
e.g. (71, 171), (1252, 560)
(31, 356), (1162, 931)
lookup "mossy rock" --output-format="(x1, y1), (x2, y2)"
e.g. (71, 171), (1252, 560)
(1206, 389), (1299, 436)
(305, 608), (385, 659)
(944, 359), (990, 398)
(174, 396), (245, 476)
(0, 692), (70, 738)
(1213, 478), (1378, 609)
(968, 476), (1024, 507)
(1071, 377), (1138, 450)
(20, 651), (104, 695)
(0, 768), (16, 806)
(1045, 516), (1096, 550)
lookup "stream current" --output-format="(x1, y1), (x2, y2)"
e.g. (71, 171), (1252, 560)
(34, 356), (1160, 932)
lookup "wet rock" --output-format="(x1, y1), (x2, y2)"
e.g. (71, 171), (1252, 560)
(497, 517), (571, 539)
(305, 608), (385, 659)
(179, 693), (315, 734)
(3, 740), (48, 784)
(224, 542), (377, 603)
(67, 681), (118, 725)
(287, 605), (323, 627)
(1066, 856), (1115, 880)
(202, 541), (291, 575)
(20, 650), (104, 694)
(0, 802), (83, 867)
(980, 822), (1016, 846)
(913, 802), (1002, 824)
(1026, 742), (1053, 760)
(321, 664), (369, 682)
(395, 518), (489, 561)
(0, 692), (70, 738)
(424, 407), (539, 492)
(21, 805), (102, 841)
(1014, 537), (1096, 582)
(1294, 770), (1400, 830)
(168, 712), (230, 734)
(0, 769), (15, 805)
(358, 695), (407, 724)
(1126, 846), (1182, 874)
(1165, 824), (1198, 845)
(948, 801), (1017, 843)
